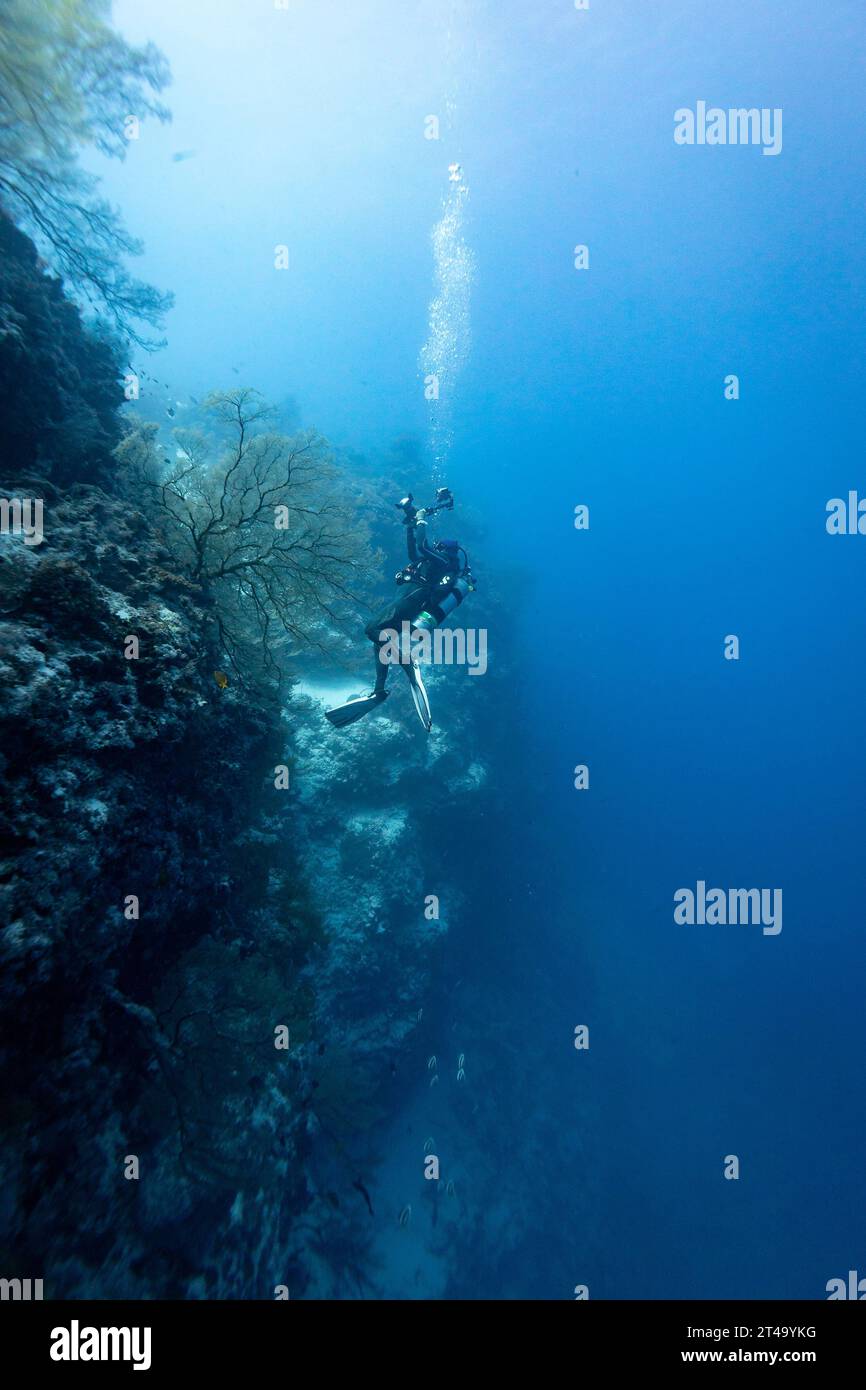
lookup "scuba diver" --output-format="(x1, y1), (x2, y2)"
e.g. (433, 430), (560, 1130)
(325, 487), (475, 732)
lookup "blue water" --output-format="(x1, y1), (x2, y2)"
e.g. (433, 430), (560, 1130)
(98, 0), (866, 1298)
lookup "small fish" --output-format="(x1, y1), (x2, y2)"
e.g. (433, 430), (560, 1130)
(398, 1204), (412, 1228)
(457, 1067), (466, 1082)
(423, 1137), (435, 1153)
(429, 1074), (439, 1088)
(232, 366), (240, 375)
(416, 1008), (423, 1023)
(171, 149), (196, 163)
(166, 406), (175, 418)
(457, 1053), (465, 1068)
(325, 1191), (340, 1209)
(214, 670), (229, 689)
(317, 1042), (326, 1055)
(445, 1179), (456, 1198)
(426, 1055), (437, 1071)
(353, 1178), (374, 1217)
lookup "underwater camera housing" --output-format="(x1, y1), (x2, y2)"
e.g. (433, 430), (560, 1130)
(395, 486), (454, 521)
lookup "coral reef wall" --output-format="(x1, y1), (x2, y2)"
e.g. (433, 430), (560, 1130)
(0, 214), (124, 488)
(0, 221), (501, 1298)
(0, 475), (292, 1295)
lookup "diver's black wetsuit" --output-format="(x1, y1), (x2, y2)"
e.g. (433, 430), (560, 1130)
(364, 514), (452, 693)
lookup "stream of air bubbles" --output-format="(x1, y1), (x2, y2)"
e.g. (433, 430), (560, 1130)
(418, 20), (475, 488)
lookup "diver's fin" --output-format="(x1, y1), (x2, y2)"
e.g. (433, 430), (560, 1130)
(403, 659), (432, 732)
(325, 690), (388, 728)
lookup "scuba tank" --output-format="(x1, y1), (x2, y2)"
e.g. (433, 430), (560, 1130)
(412, 573), (475, 634)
